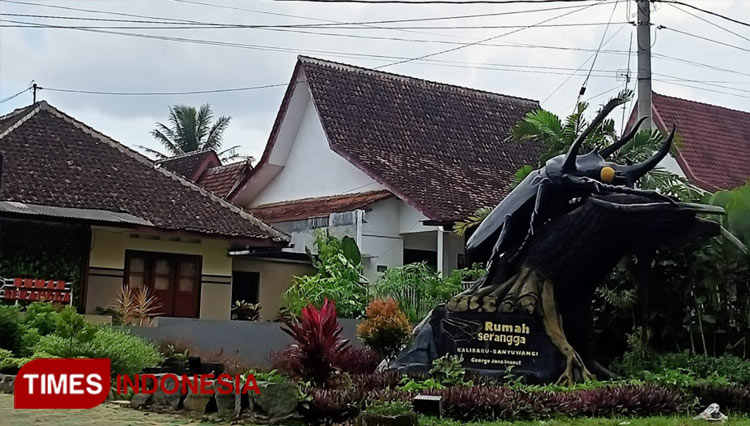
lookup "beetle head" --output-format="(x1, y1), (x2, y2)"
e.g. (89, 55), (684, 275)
(548, 98), (675, 187)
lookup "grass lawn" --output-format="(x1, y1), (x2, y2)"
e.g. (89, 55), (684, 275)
(420, 415), (750, 425)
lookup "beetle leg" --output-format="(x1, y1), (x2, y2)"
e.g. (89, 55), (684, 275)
(529, 178), (551, 236)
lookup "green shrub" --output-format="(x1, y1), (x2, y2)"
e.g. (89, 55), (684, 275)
(0, 305), (23, 355)
(372, 264), (486, 323)
(284, 230), (367, 318)
(23, 302), (59, 336)
(363, 400), (412, 416)
(35, 327), (162, 375)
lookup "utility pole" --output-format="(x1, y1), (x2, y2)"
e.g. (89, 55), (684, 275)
(636, 0), (653, 130)
(32, 83), (38, 103)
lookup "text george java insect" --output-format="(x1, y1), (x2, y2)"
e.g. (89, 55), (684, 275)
(466, 97), (675, 282)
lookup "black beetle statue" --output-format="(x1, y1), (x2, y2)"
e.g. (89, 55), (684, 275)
(394, 96), (740, 385)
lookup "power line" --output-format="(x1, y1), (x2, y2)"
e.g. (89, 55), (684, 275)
(541, 23), (627, 103)
(659, 0), (750, 30)
(0, 4), (623, 28)
(577, 0), (620, 103)
(0, 19), (630, 30)
(660, 25), (750, 54)
(657, 80), (750, 99)
(665, 2), (750, 45)
(268, 0), (606, 4)
(0, 87), (31, 104)
(38, 83), (290, 96)
(376, 0), (600, 69)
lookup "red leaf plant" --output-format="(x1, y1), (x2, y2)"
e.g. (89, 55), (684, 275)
(281, 298), (351, 385)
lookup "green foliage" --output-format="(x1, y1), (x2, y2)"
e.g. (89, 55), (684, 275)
(245, 368), (287, 384)
(35, 327), (162, 376)
(54, 306), (97, 341)
(0, 348), (28, 374)
(399, 355), (472, 391)
(231, 300), (262, 321)
(146, 103), (239, 161)
(23, 302), (59, 336)
(363, 400), (413, 416)
(707, 183), (750, 246)
(0, 221), (87, 304)
(429, 355), (472, 387)
(371, 262), (442, 323)
(454, 207), (492, 237)
(284, 230), (367, 318)
(372, 263), (485, 323)
(0, 305), (23, 355)
(512, 165), (534, 188)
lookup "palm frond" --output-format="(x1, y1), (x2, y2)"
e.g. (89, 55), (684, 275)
(454, 207), (492, 236)
(205, 115), (231, 150)
(150, 126), (184, 156)
(195, 104), (213, 145)
(137, 145), (169, 160)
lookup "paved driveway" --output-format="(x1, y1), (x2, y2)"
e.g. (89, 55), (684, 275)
(0, 395), (222, 426)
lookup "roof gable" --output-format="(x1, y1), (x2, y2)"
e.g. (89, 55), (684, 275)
(250, 56), (544, 222)
(157, 150), (221, 181)
(0, 102), (286, 242)
(650, 93), (750, 191)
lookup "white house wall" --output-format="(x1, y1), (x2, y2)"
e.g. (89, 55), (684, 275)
(249, 95), (384, 207)
(361, 197), (403, 283)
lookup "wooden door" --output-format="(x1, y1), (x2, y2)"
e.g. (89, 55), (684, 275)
(125, 251), (201, 318)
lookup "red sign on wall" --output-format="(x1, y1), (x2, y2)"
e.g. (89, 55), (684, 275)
(1, 278), (72, 304)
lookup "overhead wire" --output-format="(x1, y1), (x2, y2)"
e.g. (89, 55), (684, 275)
(0, 87), (31, 104)
(576, 0), (620, 103)
(541, 23), (627, 103)
(375, 0), (601, 69)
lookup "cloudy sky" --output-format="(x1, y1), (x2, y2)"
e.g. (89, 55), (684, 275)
(1, 0), (748, 161)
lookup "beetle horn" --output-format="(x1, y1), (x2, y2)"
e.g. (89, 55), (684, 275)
(622, 125), (676, 180)
(600, 117), (647, 158)
(563, 97), (625, 171)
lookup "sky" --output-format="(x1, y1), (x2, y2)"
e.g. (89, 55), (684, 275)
(0, 0), (748, 162)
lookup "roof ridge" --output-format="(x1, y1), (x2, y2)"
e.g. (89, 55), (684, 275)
(654, 92), (750, 117)
(35, 103), (287, 242)
(298, 55), (540, 105)
(0, 103), (43, 142)
(254, 189), (392, 208)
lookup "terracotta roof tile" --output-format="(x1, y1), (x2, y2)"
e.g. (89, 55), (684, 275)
(0, 102), (287, 242)
(652, 93), (750, 191)
(197, 160), (252, 199)
(251, 190), (393, 223)
(157, 150), (219, 180)
(259, 56), (544, 222)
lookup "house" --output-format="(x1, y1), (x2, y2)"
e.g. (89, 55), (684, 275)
(632, 93), (750, 191)
(0, 101), (290, 320)
(228, 56), (543, 284)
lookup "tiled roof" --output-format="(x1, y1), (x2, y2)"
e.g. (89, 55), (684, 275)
(261, 56), (543, 222)
(251, 190), (393, 223)
(0, 102), (287, 243)
(197, 160), (253, 199)
(156, 150), (219, 180)
(649, 93), (750, 191)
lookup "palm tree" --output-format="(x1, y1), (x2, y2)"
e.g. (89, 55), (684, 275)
(142, 104), (237, 160)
